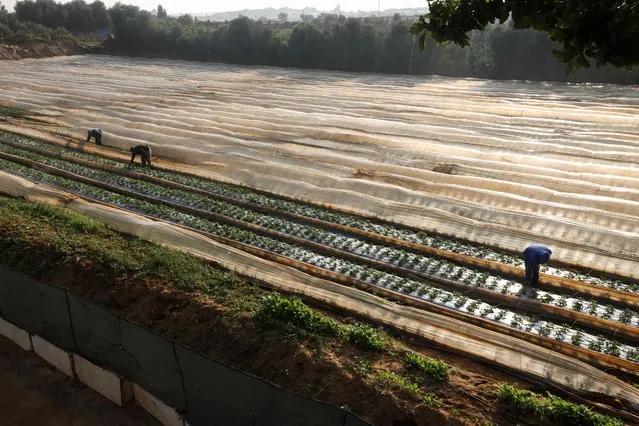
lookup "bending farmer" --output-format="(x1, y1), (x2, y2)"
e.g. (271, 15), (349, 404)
(87, 128), (102, 145)
(523, 245), (552, 288)
(130, 144), (152, 167)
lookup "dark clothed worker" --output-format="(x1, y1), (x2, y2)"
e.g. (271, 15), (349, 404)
(523, 245), (552, 288)
(130, 144), (152, 167)
(86, 128), (102, 145)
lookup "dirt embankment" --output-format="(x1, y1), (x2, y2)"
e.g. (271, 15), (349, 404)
(0, 40), (86, 60)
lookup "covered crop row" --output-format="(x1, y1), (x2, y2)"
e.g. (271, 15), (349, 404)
(2, 140), (638, 340)
(2, 130), (636, 297)
(1, 56), (638, 281)
(0, 154), (637, 371)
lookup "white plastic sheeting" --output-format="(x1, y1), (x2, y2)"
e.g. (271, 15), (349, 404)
(1, 56), (639, 278)
(1, 170), (639, 410)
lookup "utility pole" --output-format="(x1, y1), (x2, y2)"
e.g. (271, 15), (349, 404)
(378, 0), (380, 15)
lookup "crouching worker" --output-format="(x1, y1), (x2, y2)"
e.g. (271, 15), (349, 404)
(130, 144), (152, 167)
(87, 128), (102, 145)
(523, 245), (552, 288)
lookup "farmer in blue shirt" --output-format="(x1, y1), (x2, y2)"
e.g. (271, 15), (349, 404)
(523, 245), (552, 288)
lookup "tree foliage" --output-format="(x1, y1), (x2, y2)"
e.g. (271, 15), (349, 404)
(97, 10), (639, 83)
(1, 0), (74, 43)
(3, 0), (639, 84)
(410, 0), (639, 71)
(14, 0), (110, 34)
(156, 4), (167, 19)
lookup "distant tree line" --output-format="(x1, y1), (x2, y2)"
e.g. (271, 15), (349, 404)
(13, 0), (111, 35)
(3, 0), (639, 84)
(0, 0), (74, 43)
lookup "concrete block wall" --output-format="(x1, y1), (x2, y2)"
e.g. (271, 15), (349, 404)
(32, 335), (75, 377)
(133, 384), (185, 426)
(73, 354), (134, 406)
(0, 315), (186, 426)
(0, 316), (32, 351)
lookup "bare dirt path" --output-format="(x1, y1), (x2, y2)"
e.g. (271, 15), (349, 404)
(0, 41), (85, 60)
(0, 335), (159, 426)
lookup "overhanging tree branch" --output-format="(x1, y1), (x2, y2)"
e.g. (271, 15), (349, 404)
(411, 0), (639, 71)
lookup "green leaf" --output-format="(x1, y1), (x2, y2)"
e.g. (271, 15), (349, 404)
(409, 22), (424, 35)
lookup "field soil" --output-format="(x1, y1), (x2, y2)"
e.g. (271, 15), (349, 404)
(0, 334), (158, 426)
(0, 40), (85, 60)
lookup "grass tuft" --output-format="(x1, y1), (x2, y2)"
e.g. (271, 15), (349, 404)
(346, 323), (385, 351)
(255, 294), (341, 337)
(498, 384), (622, 426)
(255, 293), (386, 351)
(377, 371), (421, 397)
(422, 394), (442, 408)
(404, 351), (450, 382)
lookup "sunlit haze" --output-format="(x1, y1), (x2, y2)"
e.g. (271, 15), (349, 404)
(2, 0), (428, 14)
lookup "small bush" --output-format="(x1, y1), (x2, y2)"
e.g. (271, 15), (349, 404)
(256, 295), (388, 350)
(545, 394), (622, 426)
(377, 371), (420, 397)
(347, 323), (385, 351)
(348, 357), (373, 376)
(588, 338), (604, 353)
(498, 384), (622, 426)
(571, 331), (584, 346)
(498, 384), (540, 415)
(52, 26), (73, 40)
(603, 341), (620, 357)
(422, 394), (442, 408)
(404, 351), (450, 382)
(619, 309), (633, 325)
(255, 295), (340, 337)
(480, 306), (494, 317)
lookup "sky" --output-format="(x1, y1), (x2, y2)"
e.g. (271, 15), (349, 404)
(2, 0), (428, 15)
